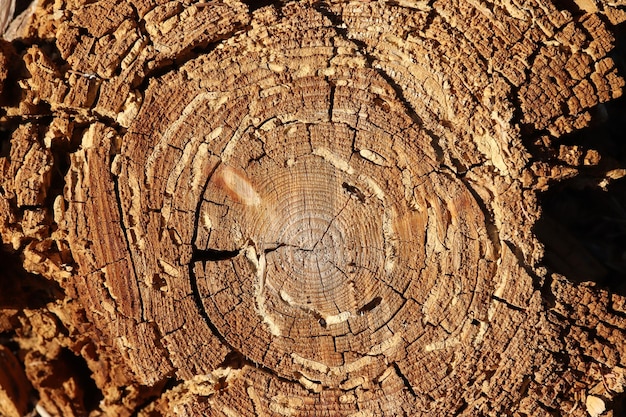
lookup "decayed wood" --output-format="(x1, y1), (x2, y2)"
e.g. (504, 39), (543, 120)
(1, 0), (625, 416)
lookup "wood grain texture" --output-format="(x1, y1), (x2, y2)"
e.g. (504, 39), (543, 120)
(0, 0), (625, 416)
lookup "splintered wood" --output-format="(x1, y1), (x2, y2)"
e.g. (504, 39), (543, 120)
(1, 0), (625, 416)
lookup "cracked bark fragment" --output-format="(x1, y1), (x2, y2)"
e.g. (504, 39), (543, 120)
(0, 0), (625, 416)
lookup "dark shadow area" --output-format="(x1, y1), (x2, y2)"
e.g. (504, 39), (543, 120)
(0, 248), (65, 310)
(58, 348), (104, 413)
(0, 119), (11, 157)
(536, 178), (626, 295)
(613, 391), (626, 417)
(14, 0), (33, 17)
(551, 0), (587, 17)
(242, 0), (279, 12)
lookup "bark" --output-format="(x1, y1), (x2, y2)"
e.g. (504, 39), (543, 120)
(1, 0), (626, 416)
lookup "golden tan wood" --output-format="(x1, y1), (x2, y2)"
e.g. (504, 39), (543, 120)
(0, 1), (625, 416)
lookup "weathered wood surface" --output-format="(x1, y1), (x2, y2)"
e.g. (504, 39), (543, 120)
(1, 0), (626, 416)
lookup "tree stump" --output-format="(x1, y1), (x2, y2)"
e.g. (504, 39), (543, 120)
(1, 0), (626, 416)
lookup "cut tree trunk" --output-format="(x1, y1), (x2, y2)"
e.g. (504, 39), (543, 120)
(1, 0), (626, 416)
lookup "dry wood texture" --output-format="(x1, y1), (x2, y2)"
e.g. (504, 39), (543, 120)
(1, 0), (626, 416)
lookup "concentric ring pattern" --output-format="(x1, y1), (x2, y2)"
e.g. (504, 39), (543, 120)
(121, 3), (496, 407)
(88, 1), (623, 415)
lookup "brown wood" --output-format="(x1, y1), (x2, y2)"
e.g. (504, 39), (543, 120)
(1, 0), (626, 416)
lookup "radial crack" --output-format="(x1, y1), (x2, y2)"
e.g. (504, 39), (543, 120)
(311, 197), (350, 250)
(192, 248), (240, 262)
